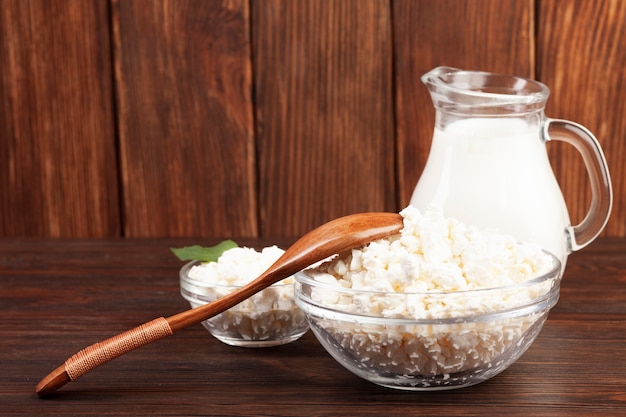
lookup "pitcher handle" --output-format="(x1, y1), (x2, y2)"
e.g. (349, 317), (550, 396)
(543, 119), (613, 252)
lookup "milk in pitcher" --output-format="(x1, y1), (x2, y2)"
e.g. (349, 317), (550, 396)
(410, 117), (571, 263)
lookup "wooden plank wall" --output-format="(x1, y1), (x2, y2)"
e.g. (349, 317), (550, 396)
(1, 0), (624, 240)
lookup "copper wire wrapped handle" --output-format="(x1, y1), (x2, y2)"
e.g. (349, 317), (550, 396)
(36, 317), (174, 396)
(64, 317), (173, 381)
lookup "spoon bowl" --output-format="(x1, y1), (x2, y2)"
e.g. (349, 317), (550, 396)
(35, 212), (403, 396)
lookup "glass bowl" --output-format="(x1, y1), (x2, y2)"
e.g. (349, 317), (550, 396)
(294, 252), (562, 390)
(180, 260), (309, 347)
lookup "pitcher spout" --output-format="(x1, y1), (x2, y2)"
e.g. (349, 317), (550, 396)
(421, 66), (549, 115)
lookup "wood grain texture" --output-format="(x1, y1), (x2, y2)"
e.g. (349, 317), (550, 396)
(112, 0), (257, 237)
(393, 0), (535, 207)
(0, 0), (624, 240)
(2, 238), (626, 415)
(252, 0), (396, 237)
(0, 0), (119, 237)
(537, 0), (626, 237)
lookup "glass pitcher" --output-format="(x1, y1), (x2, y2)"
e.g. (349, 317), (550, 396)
(410, 67), (612, 268)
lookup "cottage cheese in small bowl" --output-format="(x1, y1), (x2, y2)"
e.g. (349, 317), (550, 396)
(180, 246), (309, 347)
(295, 205), (562, 390)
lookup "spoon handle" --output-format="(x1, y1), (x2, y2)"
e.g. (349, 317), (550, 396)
(35, 317), (174, 396)
(35, 280), (273, 397)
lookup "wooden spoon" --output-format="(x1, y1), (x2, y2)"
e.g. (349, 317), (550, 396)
(36, 212), (403, 396)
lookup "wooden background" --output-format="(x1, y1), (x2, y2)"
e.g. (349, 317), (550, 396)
(1, 0), (624, 240)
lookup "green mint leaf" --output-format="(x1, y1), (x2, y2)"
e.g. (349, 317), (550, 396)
(171, 240), (238, 262)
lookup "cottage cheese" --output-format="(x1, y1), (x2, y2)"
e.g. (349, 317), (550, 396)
(184, 246), (308, 346)
(303, 205), (559, 384)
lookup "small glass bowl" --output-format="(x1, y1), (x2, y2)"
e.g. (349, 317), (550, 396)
(180, 261), (309, 347)
(294, 252), (562, 390)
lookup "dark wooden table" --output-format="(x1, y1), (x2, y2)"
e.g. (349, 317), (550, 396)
(1, 238), (625, 416)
